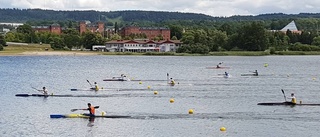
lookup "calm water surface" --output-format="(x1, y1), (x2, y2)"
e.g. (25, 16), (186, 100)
(1, 55), (320, 137)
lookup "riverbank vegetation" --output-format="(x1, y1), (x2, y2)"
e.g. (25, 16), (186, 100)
(2, 9), (320, 55)
(3, 44), (320, 56)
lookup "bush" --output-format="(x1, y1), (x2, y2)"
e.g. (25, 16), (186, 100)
(176, 44), (209, 54)
(0, 44), (3, 51)
(269, 47), (276, 54)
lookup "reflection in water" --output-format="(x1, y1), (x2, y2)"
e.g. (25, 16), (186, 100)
(87, 117), (95, 127)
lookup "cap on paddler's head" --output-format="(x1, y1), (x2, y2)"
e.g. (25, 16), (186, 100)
(88, 103), (91, 106)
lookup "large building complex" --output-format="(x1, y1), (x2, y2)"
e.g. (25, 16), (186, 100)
(31, 21), (105, 35)
(119, 26), (171, 40)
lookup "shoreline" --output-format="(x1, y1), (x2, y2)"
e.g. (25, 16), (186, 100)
(0, 51), (101, 56)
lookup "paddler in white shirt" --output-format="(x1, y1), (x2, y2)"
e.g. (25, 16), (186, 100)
(38, 87), (48, 95)
(287, 93), (296, 104)
(216, 62), (222, 68)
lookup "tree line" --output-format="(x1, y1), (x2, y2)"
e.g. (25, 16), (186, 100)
(2, 20), (320, 54)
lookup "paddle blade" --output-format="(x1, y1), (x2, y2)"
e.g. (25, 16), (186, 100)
(281, 89), (285, 94)
(94, 106), (99, 109)
(71, 109), (78, 112)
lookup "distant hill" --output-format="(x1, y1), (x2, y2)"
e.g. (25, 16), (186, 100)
(0, 8), (214, 23)
(1, 8), (320, 23)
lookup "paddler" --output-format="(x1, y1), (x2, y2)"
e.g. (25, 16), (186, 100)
(216, 62), (222, 68)
(38, 87), (48, 95)
(287, 93), (297, 104)
(169, 78), (175, 85)
(225, 72), (229, 76)
(94, 82), (99, 91)
(82, 103), (96, 117)
(253, 70), (258, 76)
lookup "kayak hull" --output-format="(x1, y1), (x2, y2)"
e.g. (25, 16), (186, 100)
(206, 66), (230, 69)
(257, 102), (320, 106)
(50, 114), (131, 118)
(241, 74), (258, 76)
(15, 94), (111, 98)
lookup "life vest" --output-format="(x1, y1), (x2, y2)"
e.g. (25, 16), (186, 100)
(95, 85), (99, 91)
(89, 106), (95, 115)
(292, 97), (296, 104)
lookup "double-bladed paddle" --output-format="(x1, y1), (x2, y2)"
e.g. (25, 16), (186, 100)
(87, 80), (93, 88)
(281, 89), (287, 102)
(71, 106), (100, 112)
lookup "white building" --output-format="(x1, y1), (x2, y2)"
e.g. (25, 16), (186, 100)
(103, 39), (182, 52)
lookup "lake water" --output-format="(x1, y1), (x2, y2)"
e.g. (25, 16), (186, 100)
(1, 55), (320, 137)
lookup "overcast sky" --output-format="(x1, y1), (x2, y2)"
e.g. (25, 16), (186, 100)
(0, 0), (319, 17)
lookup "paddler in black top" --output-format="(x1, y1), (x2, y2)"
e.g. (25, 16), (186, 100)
(253, 70), (258, 76)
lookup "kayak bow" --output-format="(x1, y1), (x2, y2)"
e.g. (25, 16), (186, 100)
(50, 114), (131, 118)
(257, 102), (320, 106)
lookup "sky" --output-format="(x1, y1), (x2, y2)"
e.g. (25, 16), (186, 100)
(0, 0), (320, 17)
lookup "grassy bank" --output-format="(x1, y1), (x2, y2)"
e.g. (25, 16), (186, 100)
(0, 43), (52, 55)
(2, 44), (320, 56)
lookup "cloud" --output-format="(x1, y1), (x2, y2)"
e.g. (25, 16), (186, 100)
(0, 0), (320, 17)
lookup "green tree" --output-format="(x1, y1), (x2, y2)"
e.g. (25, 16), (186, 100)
(237, 22), (268, 51)
(207, 30), (228, 51)
(4, 32), (16, 42)
(110, 33), (122, 40)
(169, 25), (183, 40)
(312, 36), (320, 46)
(50, 37), (65, 50)
(171, 36), (178, 40)
(82, 32), (106, 49)
(0, 35), (6, 46)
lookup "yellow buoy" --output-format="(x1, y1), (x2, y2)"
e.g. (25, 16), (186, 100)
(170, 98), (174, 103)
(147, 86), (151, 89)
(154, 91), (158, 95)
(188, 109), (194, 114)
(220, 127), (226, 131)
(139, 81), (142, 84)
(312, 77), (316, 80)
(264, 63), (268, 67)
(101, 111), (106, 116)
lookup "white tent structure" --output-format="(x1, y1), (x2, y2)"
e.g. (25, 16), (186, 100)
(281, 21), (298, 31)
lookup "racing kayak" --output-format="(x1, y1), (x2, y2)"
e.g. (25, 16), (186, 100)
(241, 74), (258, 76)
(257, 102), (320, 106)
(206, 66), (230, 69)
(15, 94), (113, 98)
(103, 78), (130, 81)
(70, 88), (116, 91)
(50, 114), (131, 118)
(70, 88), (151, 91)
